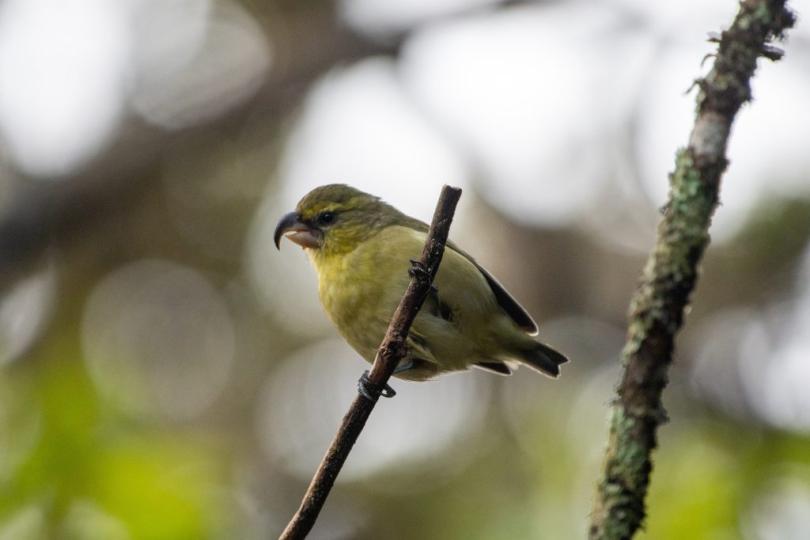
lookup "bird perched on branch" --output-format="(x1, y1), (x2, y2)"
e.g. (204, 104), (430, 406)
(274, 184), (568, 389)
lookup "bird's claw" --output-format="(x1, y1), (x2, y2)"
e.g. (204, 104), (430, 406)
(358, 370), (396, 401)
(762, 44), (785, 61)
(408, 259), (429, 280)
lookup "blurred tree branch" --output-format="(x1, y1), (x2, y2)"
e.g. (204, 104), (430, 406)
(0, 2), (398, 289)
(589, 2), (796, 539)
(279, 186), (461, 540)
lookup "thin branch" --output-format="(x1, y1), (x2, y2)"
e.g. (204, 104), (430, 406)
(589, 2), (795, 539)
(279, 185), (463, 540)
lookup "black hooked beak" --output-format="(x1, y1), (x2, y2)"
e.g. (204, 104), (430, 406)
(274, 212), (323, 250)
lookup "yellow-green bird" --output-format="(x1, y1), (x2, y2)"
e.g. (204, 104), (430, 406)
(274, 184), (568, 388)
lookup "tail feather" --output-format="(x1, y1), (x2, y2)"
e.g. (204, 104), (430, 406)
(519, 342), (569, 378)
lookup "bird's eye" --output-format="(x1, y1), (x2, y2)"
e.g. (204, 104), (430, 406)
(317, 211), (336, 226)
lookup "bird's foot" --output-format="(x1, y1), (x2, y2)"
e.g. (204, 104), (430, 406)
(408, 259), (429, 281)
(357, 370), (397, 401)
(409, 259), (438, 295)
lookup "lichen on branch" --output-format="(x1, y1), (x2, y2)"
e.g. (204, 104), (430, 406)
(589, 2), (796, 539)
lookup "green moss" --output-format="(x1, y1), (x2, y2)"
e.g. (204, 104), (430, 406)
(611, 410), (649, 489)
(592, 408), (652, 539)
(753, 2), (772, 24)
(621, 149), (715, 360)
(595, 135), (725, 540)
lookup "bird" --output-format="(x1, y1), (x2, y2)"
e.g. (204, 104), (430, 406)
(274, 184), (568, 396)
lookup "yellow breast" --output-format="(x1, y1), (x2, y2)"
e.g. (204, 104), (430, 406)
(309, 229), (415, 360)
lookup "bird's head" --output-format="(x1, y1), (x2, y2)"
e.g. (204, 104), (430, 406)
(274, 184), (401, 255)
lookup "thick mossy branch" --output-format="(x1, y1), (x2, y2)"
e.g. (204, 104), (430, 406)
(589, 2), (795, 539)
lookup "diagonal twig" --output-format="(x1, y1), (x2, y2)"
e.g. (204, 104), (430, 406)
(589, 2), (796, 539)
(279, 185), (463, 540)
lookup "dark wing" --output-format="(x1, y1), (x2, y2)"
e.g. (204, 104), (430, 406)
(465, 257), (539, 335)
(396, 214), (538, 335)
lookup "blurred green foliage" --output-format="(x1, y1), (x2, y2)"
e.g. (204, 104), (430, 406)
(0, 319), (228, 539)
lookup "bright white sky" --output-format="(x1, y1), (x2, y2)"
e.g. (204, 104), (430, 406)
(0, 0), (807, 229)
(0, 0), (129, 177)
(0, 0), (268, 177)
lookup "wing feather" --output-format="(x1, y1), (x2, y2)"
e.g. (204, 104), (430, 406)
(394, 216), (539, 335)
(465, 258), (539, 335)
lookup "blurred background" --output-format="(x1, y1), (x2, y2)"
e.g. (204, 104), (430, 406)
(0, 0), (809, 538)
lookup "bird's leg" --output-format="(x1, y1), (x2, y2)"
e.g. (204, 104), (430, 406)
(357, 370), (397, 401)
